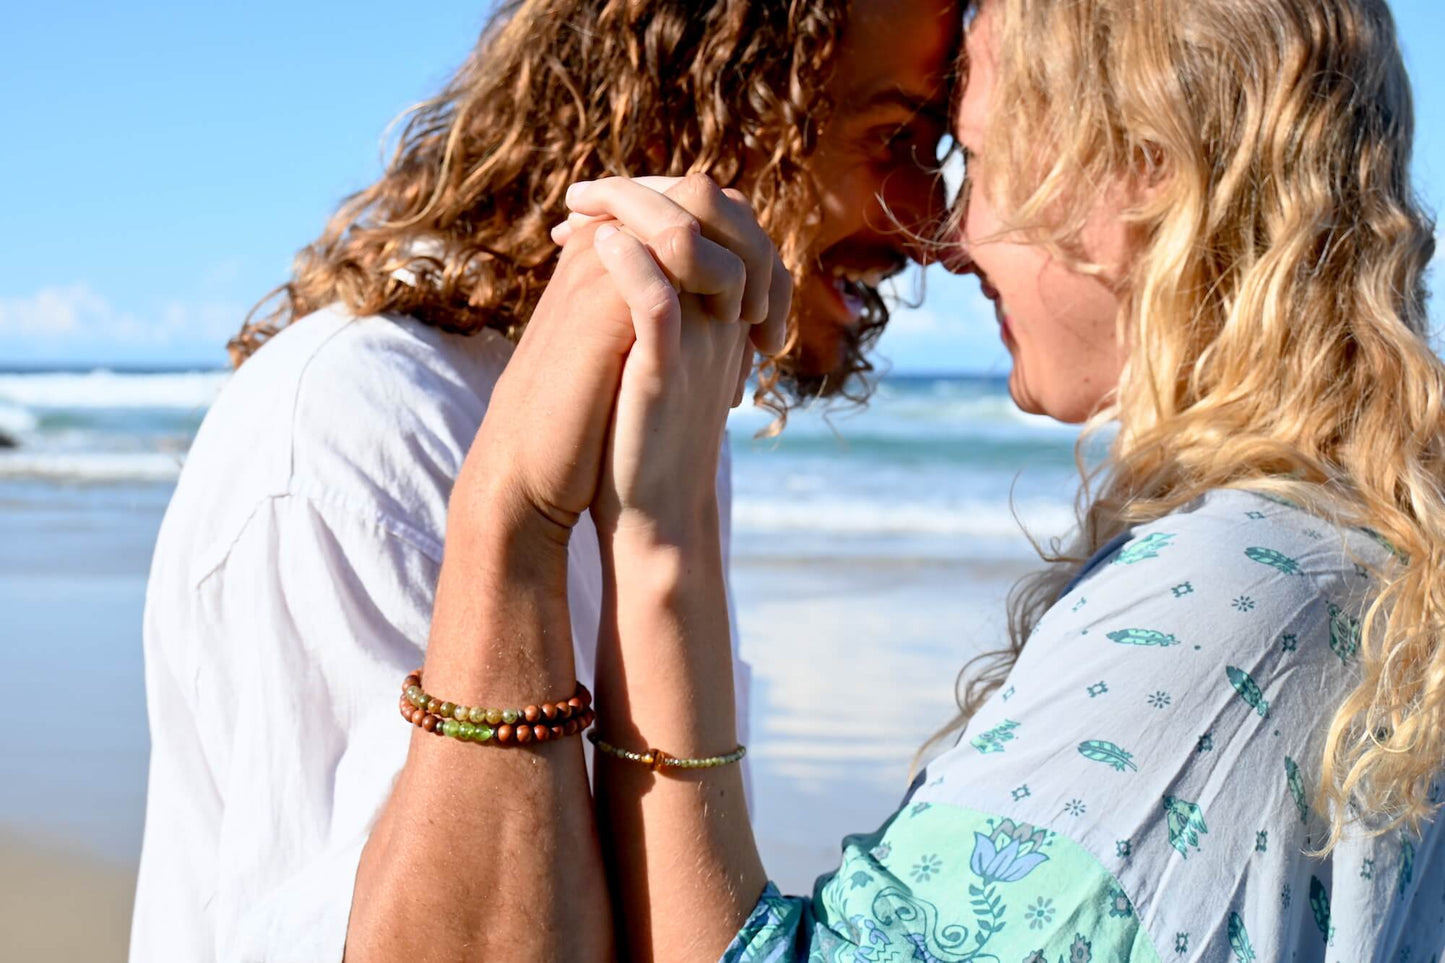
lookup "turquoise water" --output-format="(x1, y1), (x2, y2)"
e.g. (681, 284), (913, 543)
(0, 368), (1087, 557)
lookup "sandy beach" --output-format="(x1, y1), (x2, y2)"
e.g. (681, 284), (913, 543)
(0, 474), (1031, 957)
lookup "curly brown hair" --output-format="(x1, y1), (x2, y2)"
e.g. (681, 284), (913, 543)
(230, 0), (887, 418)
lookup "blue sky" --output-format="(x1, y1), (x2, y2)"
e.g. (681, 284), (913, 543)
(3, 1), (1442, 372)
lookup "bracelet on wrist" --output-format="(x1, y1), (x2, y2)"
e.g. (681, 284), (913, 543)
(398, 669), (594, 745)
(586, 730), (745, 771)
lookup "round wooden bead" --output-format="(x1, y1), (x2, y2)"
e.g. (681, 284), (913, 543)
(404, 674), (421, 690)
(495, 724), (514, 744)
(421, 714), (438, 733)
(541, 703), (558, 722)
(556, 702), (573, 721)
(411, 708), (426, 726)
(532, 724), (550, 743)
(576, 688), (592, 708)
(549, 724), (566, 740)
(563, 719), (579, 737)
(515, 725), (534, 745)
(523, 705), (541, 724)
(567, 696), (584, 712)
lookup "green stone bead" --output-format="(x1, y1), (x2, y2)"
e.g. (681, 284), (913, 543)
(439, 702), (455, 718)
(501, 708), (520, 725)
(475, 726), (494, 742)
(442, 720), (459, 738)
(453, 705), (468, 721)
(425, 698), (440, 713)
(458, 722), (476, 740)
(485, 708), (504, 726)
(467, 706), (486, 725)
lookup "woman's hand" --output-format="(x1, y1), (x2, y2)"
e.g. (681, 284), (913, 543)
(557, 173), (783, 962)
(558, 174), (792, 544)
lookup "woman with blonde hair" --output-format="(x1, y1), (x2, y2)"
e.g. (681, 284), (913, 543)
(357, 0), (1445, 958)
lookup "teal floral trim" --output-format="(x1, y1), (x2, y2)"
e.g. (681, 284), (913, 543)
(723, 803), (1164, 962)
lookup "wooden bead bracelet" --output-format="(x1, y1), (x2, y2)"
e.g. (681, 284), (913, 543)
(586, 730), (746, 772)
(398, 670), (594, 746)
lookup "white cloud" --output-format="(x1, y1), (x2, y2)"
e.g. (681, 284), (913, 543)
(0, 284), (113, 335)
(0, 284), (243, 349)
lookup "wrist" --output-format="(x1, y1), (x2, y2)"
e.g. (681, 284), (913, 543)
(600, 494), (721, 557)
(426, 481), (577, 699)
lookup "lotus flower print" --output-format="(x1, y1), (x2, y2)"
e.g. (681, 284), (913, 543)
(969, 819), (1050, 885)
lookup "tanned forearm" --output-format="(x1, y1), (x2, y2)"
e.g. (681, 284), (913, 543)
(346, 486), (613, 962)
(592, 509), (767, 963)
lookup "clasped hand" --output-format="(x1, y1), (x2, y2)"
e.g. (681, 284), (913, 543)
(561, 174), (791, 544)
(456, 172), (789, 554)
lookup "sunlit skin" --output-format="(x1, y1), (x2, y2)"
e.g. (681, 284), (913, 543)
(947, 1), (1132, 424)
(792, 0), (961, 377)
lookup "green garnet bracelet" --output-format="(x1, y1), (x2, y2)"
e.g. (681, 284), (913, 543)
(586, 730), (746, 772)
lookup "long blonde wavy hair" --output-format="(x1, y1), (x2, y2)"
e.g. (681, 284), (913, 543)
(929, 0), (1444, 853)
(229, 0), (890, 413)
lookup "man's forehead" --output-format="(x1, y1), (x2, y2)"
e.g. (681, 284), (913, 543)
(834, 0), (961, 111)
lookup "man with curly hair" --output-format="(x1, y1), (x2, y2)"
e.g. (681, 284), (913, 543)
(131, 0), (958, 958)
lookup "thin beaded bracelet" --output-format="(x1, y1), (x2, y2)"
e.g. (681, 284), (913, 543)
(586, 730), (746, 772)
(398, 670), (594, 746)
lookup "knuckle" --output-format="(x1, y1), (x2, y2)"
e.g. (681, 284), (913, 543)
(724, 251), (747, 285)
(682, 171), (719, 197)
(677, 172), (724, 216)
(657, 224), (697, 261)
(640, 281), (678, 320)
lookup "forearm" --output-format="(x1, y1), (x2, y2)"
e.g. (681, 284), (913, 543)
(592, 511), (767, 962)
(346, 496), (612, 961)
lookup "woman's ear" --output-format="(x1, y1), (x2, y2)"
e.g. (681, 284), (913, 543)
(1134, 140), (1169, 196)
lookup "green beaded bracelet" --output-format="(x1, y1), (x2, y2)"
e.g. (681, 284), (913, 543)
(586, 730), (746, 772)
(398, 670), (594, 746)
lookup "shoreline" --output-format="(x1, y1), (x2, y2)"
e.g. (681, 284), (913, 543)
(0, 828), (136, 961)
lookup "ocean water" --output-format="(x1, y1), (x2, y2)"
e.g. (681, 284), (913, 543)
(0, 367), (1087, 893)
(0, 367), (1088, 555)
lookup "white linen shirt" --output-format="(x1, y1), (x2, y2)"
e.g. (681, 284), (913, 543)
(129, 306), (751, 962)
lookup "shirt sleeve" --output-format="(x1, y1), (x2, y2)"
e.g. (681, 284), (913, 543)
(134, 492), (435, 963)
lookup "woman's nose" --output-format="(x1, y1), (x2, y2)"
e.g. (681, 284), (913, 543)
(938, 235), (975, 276)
